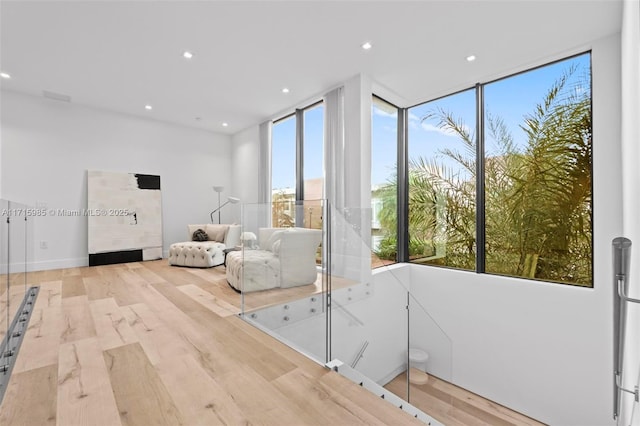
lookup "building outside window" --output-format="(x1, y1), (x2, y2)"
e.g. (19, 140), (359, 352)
(271, 102), (325, 266)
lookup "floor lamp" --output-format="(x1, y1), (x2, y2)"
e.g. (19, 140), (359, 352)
(213, 186), (224, 224)
(211, 186), (240, 224)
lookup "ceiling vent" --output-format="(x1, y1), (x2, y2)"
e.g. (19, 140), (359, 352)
(42, 90), (71, 102)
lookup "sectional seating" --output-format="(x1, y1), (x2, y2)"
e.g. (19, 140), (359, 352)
(168, 224), (241, 268)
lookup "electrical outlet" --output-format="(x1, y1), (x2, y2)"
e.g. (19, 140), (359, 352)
(39, 241), (48, 249)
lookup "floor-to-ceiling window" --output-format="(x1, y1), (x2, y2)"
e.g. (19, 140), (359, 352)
(408, 89), (477, 270)
(371, 96), (399, 268)
(271, 114), (297, 227)
(271, 101), (324, 229)
(302, 102), (324, 229)
(404, 52), (592, 286)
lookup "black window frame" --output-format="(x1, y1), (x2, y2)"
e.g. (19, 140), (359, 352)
(400, 51), (594, 287)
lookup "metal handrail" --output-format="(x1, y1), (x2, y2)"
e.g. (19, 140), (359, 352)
(351, 340), (369, 368)
(618, 276), (640, 304)
(612, 237), (640, 420)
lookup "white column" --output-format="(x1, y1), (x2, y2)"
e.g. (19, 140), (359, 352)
(326, 74), (373, 282)
(620, 1), (640, 424)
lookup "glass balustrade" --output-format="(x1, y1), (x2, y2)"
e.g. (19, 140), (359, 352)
(237, 200), (452, 424)
(237, 200), (330, 363)
(0, 200), (35, 403)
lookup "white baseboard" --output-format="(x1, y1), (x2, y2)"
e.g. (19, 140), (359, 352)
(0, 257), (89, 273)
(27, 254), (170, 271)
(378, 364), (407, 387)
(27, 257), (89, 272)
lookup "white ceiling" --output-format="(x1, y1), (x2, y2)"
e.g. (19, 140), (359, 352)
(0, 0), (623, 135)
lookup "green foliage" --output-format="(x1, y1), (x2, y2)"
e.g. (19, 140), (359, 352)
(485, 65), (592, 285)
(374, 62), (593, 286)
(376, 236), (398, 260)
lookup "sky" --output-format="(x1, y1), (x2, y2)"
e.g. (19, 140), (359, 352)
(272, 52), (591, 190)
(272, 104), (324, 191)
(374, 52), (591, 186)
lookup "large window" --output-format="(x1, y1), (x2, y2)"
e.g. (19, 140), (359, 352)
(483, 54), (592, 285)
(271, 102), (324, 229)
(371, 96), (399, 268)
(405, 53), (592, 286)
(408, 89), (477, 270)
(303, 103), (324, 229)
(272, 114), (297, 227)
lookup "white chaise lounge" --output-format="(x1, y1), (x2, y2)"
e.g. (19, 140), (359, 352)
(168, 224), (241, 268)
(226, 227), (322, 293)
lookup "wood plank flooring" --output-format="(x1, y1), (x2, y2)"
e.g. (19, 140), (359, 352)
(0, 260), (543, 425)
(0, 261), (423, 426)
(385, 373), (545, 426)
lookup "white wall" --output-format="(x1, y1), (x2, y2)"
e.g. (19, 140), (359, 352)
(231, 124), (260, 221)
(0, 92), (3, 200)
(406, 33), (622, 426)
(343, 74), (373, 211)
(1, 90), (233, 270)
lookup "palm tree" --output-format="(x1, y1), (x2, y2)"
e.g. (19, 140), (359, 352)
(496, 65), (592, 284)
(374, 64), (592, 285)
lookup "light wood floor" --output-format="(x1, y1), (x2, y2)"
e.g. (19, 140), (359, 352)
(0, 260), (542, 425)
(385, 373), (545, 426)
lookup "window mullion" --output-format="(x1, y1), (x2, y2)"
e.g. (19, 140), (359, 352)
(398, 108), (409, 263)
(296, 108), (304, 202)
(295, 108), (304, 228)
(475, 83), (486, 273)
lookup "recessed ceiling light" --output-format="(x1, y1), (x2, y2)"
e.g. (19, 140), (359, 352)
(183, 51), (194, 59)
(222, 122), (228, 127)
(466, 55), (476, 62)
(361, 42), (373, 50)
(145, 105), (153, 110)
(282, 88), (290, 94)
(0, 72), (11, 79)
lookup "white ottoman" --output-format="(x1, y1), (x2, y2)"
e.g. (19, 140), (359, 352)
(226, 250), (280, 292)
(168, 241), (226, 268)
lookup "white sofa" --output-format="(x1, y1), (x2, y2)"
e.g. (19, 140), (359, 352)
(168, 224), (241, 268)
(226, 227), (322, 293)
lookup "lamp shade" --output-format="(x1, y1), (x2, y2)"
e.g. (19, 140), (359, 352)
(241, 231), (257, 249)
(210, 195), (240, 223)
(241, 231), (257, 241)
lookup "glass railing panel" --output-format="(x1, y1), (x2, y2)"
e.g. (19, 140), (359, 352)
(405, 291), (453, 420)
(0, 200), (33, 377)
(238, 200), (330, 364)
(327, 205), (408, 401)
(9, 200), (29, 307)
(236, 200), (455, 423)
(0, 199), (9, 350)
(330, 266), (409, 401)
(1, 202), (29, 347)
(327, 205), (454, 422)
